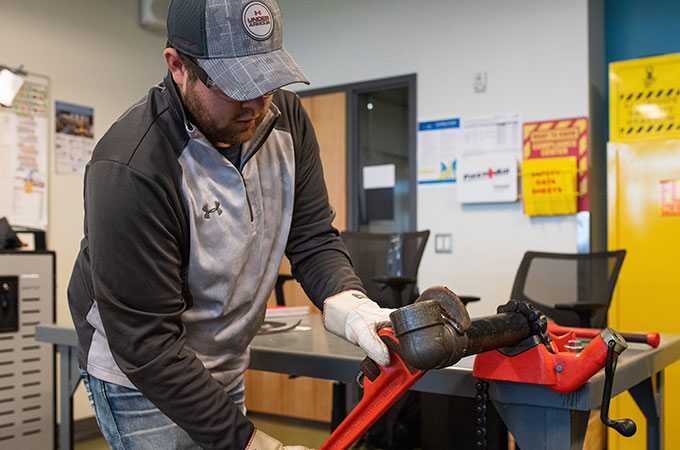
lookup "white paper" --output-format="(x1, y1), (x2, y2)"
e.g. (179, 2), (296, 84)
(457, 154), (518, 204)
(0, 69), (24, 107)
(0, 75), (49, 230)
(460, 113), (521, 158)
(363, 164), (395, 189)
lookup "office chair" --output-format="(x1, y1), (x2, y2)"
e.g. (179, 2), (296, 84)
(510, 250), (626, 328)
(340, 230), (430, 309)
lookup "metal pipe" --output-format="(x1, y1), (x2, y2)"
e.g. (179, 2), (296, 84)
(463, 313), (533, 356)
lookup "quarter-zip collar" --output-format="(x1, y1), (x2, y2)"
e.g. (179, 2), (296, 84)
(162, 70), (281, 168)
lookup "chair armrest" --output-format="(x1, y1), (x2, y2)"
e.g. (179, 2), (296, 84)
(274, 274), (295, 306)
(459, 296), (481, 305)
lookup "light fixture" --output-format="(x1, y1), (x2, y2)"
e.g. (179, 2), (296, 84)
(0, 66), (25, 107)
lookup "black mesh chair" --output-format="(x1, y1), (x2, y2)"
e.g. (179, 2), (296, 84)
(340, 230), (430, 309)
(510, 250), (626, 328)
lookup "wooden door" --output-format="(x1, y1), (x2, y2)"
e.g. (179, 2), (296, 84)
(245, 91), (347, 422)
(607, 140), (680, 450)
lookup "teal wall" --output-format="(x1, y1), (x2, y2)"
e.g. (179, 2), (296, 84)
(606, 0), (680, 63)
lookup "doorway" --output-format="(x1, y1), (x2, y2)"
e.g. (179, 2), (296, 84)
(299, 74), (417, 234)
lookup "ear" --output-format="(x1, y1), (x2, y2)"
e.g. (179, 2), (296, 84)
(163, 48), (189, 89)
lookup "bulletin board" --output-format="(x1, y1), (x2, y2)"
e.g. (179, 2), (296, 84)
(0, 71), (50, 230)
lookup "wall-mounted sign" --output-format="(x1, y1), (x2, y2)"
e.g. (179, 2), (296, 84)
(522, 117), (588, 212)
(521, 157), (577, 216)
(457, 154), (517, 204)
(417, 118), (459, 184)
(661, 179), (680, 216)
(609, 52), (680, 143)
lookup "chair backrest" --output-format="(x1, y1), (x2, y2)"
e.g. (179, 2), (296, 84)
(510, 250), (626, 328)
(341, 230), (430, 308)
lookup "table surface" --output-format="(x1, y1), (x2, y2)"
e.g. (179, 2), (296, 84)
(250, 314), (680, 412)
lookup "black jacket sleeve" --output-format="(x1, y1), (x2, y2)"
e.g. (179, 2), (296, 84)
(85, 160), (253, 450)
(279, 92), (365, 308)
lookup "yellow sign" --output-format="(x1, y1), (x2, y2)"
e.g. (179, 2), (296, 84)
(521, 157), (577, 216)
(610, 52), (680, 142)
(523, 117), (589, 211)
(661, 179), (680, 216)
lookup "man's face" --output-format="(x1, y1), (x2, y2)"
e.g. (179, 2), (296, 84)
(181, 70), (273, 147)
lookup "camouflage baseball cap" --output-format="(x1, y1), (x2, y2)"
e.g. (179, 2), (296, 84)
(167, 0), (309, 101)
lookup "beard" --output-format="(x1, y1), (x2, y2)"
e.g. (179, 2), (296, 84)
(182, 79), (267, 146)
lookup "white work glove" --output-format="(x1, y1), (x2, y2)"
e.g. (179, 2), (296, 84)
(246, 428), (313, 450)
(323, 290), (394, 366)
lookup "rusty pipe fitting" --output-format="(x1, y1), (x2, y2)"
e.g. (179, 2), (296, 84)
(390, 300), (469, 370)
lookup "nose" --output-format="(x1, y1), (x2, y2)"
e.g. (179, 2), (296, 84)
(240, 96), (267, 110)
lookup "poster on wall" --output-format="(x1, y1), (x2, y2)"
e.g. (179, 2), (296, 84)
(417, 118), (459, 184)
(55, 101), (95, 174)
(460, 112), (522, 159)
(0, 74), (49, 230)
(522, 117), (588, 212)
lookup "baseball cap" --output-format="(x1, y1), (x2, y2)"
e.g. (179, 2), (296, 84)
(167, 0), (309, 101)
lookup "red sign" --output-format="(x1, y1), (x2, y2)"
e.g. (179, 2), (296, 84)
(661, 179), (680, 216)
(523, 117), (589, 212)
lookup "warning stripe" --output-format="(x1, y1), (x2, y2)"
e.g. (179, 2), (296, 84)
(522, 123), (538, 140)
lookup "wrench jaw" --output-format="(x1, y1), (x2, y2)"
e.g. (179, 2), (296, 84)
(318, 328), (424, 450)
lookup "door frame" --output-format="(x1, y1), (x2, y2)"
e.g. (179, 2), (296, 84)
(298, 74), (417, 231)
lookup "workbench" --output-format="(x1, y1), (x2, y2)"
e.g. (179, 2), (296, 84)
(250, 314), (679, 450)
(38, 315), (680, 450)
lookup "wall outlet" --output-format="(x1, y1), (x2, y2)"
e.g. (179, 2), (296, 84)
(434, 233), (453, 254)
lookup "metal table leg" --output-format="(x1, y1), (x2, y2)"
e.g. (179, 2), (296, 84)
(629, 372), (664, 450)
(58, 343), (81, 450)
(493, 401), (589, 450)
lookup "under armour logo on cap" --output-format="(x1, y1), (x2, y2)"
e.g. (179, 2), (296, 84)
(242, 2), (274, 41)
(202, 201), (223, 219)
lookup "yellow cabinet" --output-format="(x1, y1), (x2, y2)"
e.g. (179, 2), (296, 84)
(607, 140), (680, 449)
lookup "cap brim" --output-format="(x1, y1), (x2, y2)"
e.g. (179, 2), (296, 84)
(198, 48), (309, 101)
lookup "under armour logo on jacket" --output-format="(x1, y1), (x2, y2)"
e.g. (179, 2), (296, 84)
(202, 201), (223, 219)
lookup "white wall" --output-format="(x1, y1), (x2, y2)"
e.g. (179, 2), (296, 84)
(1, 0), (167, 420)
(280, 0), (592, 317)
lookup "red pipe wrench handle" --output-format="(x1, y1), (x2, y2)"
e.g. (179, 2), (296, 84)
(318, 327), (425, 450)
(546, 321), (660, 348)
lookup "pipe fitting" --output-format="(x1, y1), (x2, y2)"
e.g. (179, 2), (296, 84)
(390, 300), (469, 370)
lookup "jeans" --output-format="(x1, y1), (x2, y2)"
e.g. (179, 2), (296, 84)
(80, 369), (246, 450)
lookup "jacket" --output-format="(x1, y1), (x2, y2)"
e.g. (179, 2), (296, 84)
(68, 71), (363, 449)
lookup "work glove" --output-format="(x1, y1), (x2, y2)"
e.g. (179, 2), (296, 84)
(323, 290), (394, 366)
(246, 428), (313, 450)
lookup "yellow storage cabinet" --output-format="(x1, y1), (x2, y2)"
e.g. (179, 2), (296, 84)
(607, 140), (680, 449)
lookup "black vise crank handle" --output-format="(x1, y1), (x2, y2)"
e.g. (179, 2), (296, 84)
(600, 340), (637, 437)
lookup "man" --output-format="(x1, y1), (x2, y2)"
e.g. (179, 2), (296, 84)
(67, 0), (394, 449)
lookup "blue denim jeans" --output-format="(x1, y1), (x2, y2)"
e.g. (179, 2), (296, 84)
(80, 369), (246, 450)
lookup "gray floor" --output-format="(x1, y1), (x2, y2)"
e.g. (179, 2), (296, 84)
(74, 412), (331, 449)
